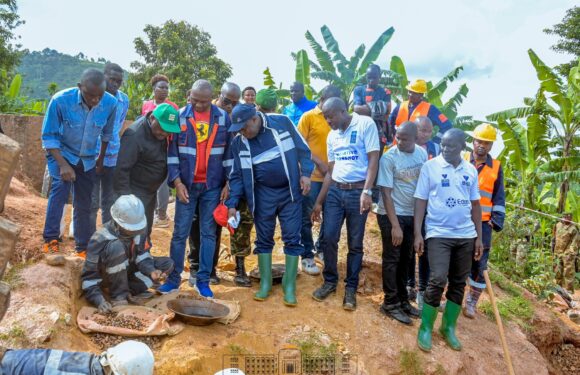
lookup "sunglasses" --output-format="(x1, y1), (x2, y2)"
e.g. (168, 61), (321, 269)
(221, 96), (239, 107)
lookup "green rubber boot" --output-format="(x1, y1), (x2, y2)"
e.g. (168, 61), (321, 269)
(254, 253), (272, 301)
(439, 300), (463, 351)
(417, 303), (438, 352)
(282, 255), (299, 307)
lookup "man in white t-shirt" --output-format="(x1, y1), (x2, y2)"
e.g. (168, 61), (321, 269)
(377, 121), (426, 325)
(413, 128), (483, 352)
(311, 98), (380, 311)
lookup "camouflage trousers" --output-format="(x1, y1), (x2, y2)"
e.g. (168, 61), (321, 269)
(230, 199), (253, 257)
(555, 251), (577, 292)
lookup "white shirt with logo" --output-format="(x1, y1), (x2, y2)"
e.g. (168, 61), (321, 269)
(327, 113), (380, 183)
(414, 155), (481, 239)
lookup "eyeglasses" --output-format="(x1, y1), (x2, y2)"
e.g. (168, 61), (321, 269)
(220, 95), (239, 107)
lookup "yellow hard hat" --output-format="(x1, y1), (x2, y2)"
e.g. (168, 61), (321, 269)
(472, 123), (497, 142)
(406, 79), (428, 94)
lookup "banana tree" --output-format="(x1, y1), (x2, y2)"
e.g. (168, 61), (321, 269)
(262, 67), (291, 111)
(488, 51), (580, 212)
(301, 25), (395, 105)
(0, 70), (46, 115)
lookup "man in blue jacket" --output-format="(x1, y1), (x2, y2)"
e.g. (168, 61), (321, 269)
(158, 80), (231, 298)
(226, 104), (313, 306)
(282, 82), (317, 125)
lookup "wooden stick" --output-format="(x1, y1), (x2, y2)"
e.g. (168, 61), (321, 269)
(483, 270), (515, 375)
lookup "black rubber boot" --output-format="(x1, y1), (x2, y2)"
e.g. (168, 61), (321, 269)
(234, 256), (252, 287)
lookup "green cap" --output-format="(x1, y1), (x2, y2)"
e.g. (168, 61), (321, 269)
(152, 103), (180, 133)
(255, 89), (278, 111)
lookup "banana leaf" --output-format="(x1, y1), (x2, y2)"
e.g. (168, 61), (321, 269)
(358, 27), (395, 76)
(7, 74), (21, 99)
(295, 50), (312, 99)
(321, 25), (348, 65)
(305, 30), (335, 73)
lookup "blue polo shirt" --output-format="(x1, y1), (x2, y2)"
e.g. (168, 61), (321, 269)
(353, 85), (391, 105)
(41, 87), (117, 171)
(414, 155), (480, 239)
(249, 126), (289, 188)
(282, 96), (317, 125)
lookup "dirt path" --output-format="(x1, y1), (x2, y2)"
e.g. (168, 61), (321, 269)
(0, 178), (576, 374)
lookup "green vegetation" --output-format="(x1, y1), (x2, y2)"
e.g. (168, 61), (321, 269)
(17, 49), (105, 99)
(0, 0), (24, 75)
(479, 295), (534, 331)
(290, 332), (338, 358)
(226, 343), (249, 356)
(544, 6), (580, 76)
(0, 324), (26, 341)
(399, 349), (424, 375)
(3, 261), (30, 289)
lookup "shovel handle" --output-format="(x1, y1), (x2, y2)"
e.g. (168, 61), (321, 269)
(483, 270), (515, 375)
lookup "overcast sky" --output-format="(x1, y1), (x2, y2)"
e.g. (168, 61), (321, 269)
(16, 0), (576, 120)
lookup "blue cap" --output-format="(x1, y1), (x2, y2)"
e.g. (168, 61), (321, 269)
(229, 104), (257, 132)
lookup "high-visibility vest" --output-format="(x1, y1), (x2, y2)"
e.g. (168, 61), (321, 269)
(395, 100), (431, 126)
(464, 153), (501, 221)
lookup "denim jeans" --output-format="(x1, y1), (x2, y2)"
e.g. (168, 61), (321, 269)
(378, 214), (414, 305)
(322, 185), (368, 289)
(166, 184), (221, 284)
(188, 205), (221, 275)
(43, 155), (95, 251)
(301, 181), (324, 259)
(424, 237), (474, 307)
(155, 176), (169, 219)
(89, 166), (117, 235)
(253, 185), (303, 256)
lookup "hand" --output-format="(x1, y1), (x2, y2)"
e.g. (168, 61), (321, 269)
(300, 176), (311, 196)
(175, 182), (189, 204)
(414, 234), (424, 256)
(228, 208), (238, 220)
(150, 270), (163, 282)
(311, 203), (322, 223)
(474, 238), (484, 261)
(97, 300), (112, 314)
(391, 225), (403, 247)
(95, 159), (104, 175)
(360, 192), (372, 214)
(220, 185), (229, 201)
(59, 162), (76, 182)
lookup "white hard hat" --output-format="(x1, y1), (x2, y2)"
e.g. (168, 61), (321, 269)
(102, 340), (154, 375)
(110, 195), (147, 232)
(214, 369), (245, 375)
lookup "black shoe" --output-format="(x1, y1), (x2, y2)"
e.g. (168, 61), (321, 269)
(312, 283), (337, 302)
(210, 272), (221, 285)
(343, 288), (357, 311)
(401, 300), (420, 318)
(380, 303), (412, 325)
(407, 286), (417, 301)
(234, 256), (252, 287)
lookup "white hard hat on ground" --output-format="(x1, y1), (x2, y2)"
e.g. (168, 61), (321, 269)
(110, 195), (147, 232)
(102, 340), (154, 375)
(214, 369), (245, 375)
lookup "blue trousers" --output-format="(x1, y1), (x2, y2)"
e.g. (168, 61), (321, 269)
(322, 186), (368, 289)
(301, 181), (324, 259)
(253, 185), (304, 256)
(89, 166), (116, 236)
(469, 221), (493, 289)
(167, 184), (220, 284)
(43, 155), (95, 251)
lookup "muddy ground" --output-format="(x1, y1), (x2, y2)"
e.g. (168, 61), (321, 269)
(0, 178), (579, 374)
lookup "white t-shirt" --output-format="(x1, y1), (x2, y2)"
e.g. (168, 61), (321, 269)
(414, 155), (481, 239)
(327, 113), (380, 183)
(376, 146), (427, 216)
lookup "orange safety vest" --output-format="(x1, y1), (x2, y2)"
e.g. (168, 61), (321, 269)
(464, 153), (500, 221)
(395, 100), (431, 126)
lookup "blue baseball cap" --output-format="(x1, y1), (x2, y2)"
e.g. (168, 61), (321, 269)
(229, 104), (257, 132)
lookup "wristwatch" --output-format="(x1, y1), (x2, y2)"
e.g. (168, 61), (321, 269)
(362, 189), (373, 196)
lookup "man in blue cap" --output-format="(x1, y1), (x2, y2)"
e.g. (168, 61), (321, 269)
(225, 104), (313, 306)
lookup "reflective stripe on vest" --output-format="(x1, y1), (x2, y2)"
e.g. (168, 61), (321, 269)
(395, 101), (431, 126)
(469, 155), (500, 221)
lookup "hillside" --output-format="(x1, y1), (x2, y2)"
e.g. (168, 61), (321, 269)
(16, 49), (106, 100)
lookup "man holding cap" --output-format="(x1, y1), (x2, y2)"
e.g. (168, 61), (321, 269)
(225, 104), (313, 306)
(114, 103), (181, 242)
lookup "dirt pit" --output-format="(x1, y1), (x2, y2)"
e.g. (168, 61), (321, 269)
(550, 343), (580, 374)
(0, 177), (577, 374)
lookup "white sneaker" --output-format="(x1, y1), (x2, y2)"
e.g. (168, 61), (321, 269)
(301, 258), (321, 276)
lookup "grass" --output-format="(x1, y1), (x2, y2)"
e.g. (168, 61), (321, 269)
(399, 349), (424, 375)
(226, 343), (248, 356)
(479, 295), (534, 331)
(489, 269), (522, 297)
(0, 324), (26, 341)
(3, 261), (30, 289)
(434, 364), (446, 375)
(290, 332), (338, 358)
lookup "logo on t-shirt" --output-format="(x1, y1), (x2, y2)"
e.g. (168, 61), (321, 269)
(446, 197), (456, 208)
(350, 131), (357, 144)
(441, 174), (450, 187)
(195, 121), (209, 142)
(461, 175), (471, 186)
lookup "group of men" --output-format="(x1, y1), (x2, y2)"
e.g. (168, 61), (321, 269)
(40, 60), (517, 354)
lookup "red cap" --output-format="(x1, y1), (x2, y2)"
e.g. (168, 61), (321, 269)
(213, 203), (234, 235)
